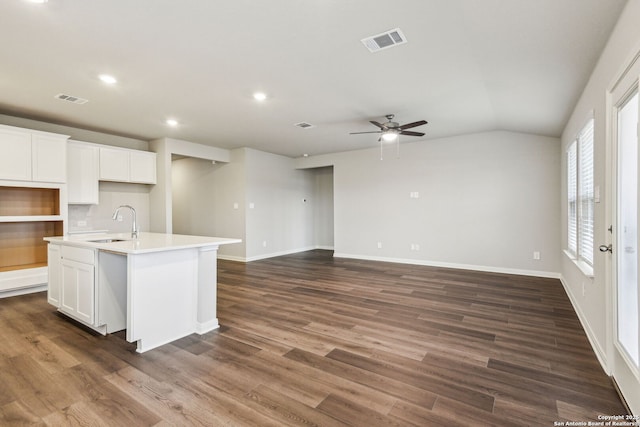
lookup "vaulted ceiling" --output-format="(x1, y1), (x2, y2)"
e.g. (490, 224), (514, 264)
(0, 0), (628, 157)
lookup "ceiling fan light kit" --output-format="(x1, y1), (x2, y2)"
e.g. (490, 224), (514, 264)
(381, 130), (399, 142)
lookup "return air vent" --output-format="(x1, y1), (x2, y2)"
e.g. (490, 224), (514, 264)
(54, 93), (89, 105)
(294, 122), (315, 129)
(361, 28), (407, 53)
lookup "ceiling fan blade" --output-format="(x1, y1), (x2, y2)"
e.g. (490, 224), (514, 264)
(399, 130), (425, 137)
(349, 131), (382, 135)
(369, 121), (388, 130)
(398, 120), (428, 130)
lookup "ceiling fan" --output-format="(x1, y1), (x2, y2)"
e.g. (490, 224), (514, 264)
(349, 114), (428, 142)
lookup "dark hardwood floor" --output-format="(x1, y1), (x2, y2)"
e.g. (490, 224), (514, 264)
(0, 250), (627, 426)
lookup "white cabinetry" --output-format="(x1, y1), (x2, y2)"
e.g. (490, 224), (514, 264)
(0, 181), (66, 297)
(99, 147), (129, 182)
(67, 141), (99, 204)
(0, 124), (68, 183)
(99, 146), (156, 184)
(60, 246), (95, 325)
(32, 134), (67, 183)
(0, 127), (31, 181)
(47, 244), (61, 307)
(129, 150), (156, 184)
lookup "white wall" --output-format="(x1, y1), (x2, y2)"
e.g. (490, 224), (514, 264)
(560, 0), (640, 376)
(68, 182), (151, 234)
(311, 166), (334, 249)
(170, 150), (247, 260)
(169, 147), (330, 261)
(149, 137), (231, 235)
(171, 157), (217, 235)
(244, 148), (316, 260)
(299, 130), (561, 276)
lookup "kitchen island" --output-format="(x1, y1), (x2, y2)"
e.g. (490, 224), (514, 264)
(44, 232), (241, 353)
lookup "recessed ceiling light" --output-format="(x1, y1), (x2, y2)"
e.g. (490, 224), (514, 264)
(26, 0), (48, 3)
(253, 92), (267, 101)
(98, 74), (117, 85)
(166, 119), (179, 127)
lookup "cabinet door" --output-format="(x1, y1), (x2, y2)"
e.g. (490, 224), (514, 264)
(99, 147), (130, 181)
(0, 127), (32, 181)
(47, 245), (61, 307)
(32, 134), (67, 183)
(67, 142), (99, 204)
(129, 150), (156, 184)
(61, 259), (95, 325)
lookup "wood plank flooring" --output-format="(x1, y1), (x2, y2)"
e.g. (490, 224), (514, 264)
(0, 250), (627, 426)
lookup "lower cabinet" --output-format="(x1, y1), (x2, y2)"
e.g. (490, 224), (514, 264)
(59, 246), (95, 325)
(47, 244), (126, 335)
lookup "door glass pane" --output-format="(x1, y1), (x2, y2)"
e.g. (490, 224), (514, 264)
(618, 91), (639, 366)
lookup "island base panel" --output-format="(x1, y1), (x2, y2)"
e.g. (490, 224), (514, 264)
(127, 249), (198, 353)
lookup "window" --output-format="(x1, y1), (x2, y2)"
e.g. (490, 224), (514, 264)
(567, 142), (577, 254)
(567, 118), (595, 267)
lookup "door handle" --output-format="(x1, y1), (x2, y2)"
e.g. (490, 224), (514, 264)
(599, 244), (612, 253)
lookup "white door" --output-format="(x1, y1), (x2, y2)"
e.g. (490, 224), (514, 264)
(31, 133), (67, 183)
(608, 58), (640, 414)
(61, 258), (95, 325)
(0, 126), (32, 181)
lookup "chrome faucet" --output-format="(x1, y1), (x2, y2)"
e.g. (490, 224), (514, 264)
(112, 205), (138, 239)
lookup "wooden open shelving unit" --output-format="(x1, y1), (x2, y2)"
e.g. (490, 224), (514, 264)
(0, 185), (64, 273)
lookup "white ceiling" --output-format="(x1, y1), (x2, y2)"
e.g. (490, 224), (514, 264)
(0, 0), (628, 157)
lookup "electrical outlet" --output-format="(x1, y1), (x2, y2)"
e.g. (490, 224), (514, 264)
(377, 242), (382, 249)
(262, 241), (267, 247)
(533, 251), (541, 260)
(77, 220), (87, 227)
(117, 215), (123, 222)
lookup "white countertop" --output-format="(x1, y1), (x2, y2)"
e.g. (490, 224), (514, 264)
(44, 232), (241, 254)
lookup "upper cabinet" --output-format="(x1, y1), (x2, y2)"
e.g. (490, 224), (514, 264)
(67, 141), (99, 205)
(129, 150), (156, 184)
(32, 133), (67, 183)
(99, 146), (156, 184)
(0, 124), (68, 183)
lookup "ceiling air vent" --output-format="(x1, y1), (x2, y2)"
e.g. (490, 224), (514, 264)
(361, 28), (407, 53)
(294, 122), (315, 129)
(54, 93), (89, 105)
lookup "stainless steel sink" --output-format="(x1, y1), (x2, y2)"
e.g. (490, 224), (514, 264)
(87, 238), (127, 243)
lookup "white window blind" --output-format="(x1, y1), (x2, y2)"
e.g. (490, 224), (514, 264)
(578, 120), (594, 265)
(567, 142), (577, 255)
(566, 118), (595, 266)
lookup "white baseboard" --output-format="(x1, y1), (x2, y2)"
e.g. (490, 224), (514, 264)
(559, 275), (609, 372)
(0, 284), (47, 299)
(246, 246), (317, 262)
(218, 246), (334, 263)
(217, 254), (246, 262)
(195, 319), (220, 334)
(0, 267), (48, 292)
(333, 252), (561, 279)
